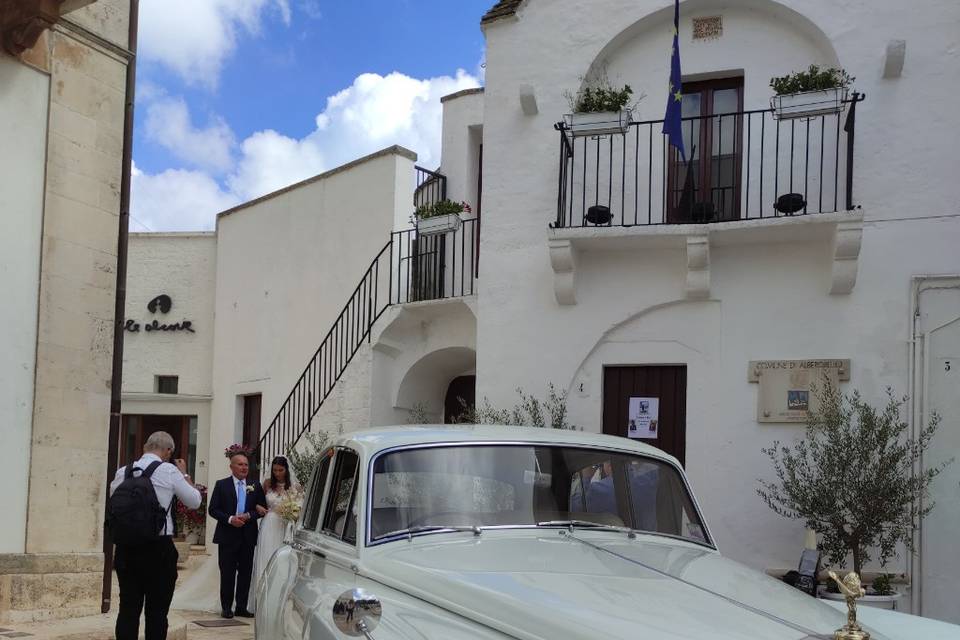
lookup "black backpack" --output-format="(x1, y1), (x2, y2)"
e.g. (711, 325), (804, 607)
(106, 461), (170, 546)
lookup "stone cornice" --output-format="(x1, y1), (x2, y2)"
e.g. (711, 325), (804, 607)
(0, 0), (65, 57)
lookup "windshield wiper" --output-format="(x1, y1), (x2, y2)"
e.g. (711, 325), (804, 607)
(536, 519), (626, 531)
(382, 525), (483, 540)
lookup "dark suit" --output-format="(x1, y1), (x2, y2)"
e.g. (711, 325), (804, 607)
(208, 476), (267, 613)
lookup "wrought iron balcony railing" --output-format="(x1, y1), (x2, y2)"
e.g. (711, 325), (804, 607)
(554, 95), (863, 229)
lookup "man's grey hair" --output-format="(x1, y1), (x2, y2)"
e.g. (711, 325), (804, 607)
(144, 431), (175, 453)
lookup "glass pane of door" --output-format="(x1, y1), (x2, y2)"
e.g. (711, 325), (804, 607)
(710, 88), (739, 219)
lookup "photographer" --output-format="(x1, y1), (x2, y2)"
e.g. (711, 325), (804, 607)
(108, 431), (201, 640)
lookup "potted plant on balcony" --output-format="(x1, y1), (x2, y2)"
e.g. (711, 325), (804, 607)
(414, 200), (470, 236)
(757, 382), (952, 608)
(563, 68), (642, 137)
(770, 64), (853, 120)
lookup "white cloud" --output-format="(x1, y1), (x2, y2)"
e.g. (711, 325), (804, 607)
(144, 96), (236, 174)
(299, 0), (322, 19)
(132, 69), (482, 230)
(138, 0), (292, 88)
(131, 163), (239, 231)
(308, 69), (480, 170)
(228, 129), (325, 200)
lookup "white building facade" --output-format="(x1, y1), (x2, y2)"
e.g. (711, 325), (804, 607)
(123, 0), (960, 624)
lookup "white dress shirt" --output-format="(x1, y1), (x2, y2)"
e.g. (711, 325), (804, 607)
(110, 453), (202, 536)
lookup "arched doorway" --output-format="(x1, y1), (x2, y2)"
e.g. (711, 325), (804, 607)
(444, 375), (476, 423)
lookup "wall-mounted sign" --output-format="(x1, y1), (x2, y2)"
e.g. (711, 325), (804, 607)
(748, 359), (850, 423)
(628, 397), (659, 440)
(125, 294), (196, 334)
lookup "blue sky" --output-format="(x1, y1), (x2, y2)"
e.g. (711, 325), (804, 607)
(131, 0), (491, 231)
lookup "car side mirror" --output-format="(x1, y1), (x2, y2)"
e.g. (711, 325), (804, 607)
(333, 588), (382, 638)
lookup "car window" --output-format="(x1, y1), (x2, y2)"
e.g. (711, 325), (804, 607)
(369, 445), (710, 545)
(302, 449), (333, 531)
(322, 449), (359, 543)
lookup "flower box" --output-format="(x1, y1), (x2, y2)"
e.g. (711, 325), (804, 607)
(417, 213), (461, 237)
(565, 110), (632, 136)
(771, 87), (847, 120)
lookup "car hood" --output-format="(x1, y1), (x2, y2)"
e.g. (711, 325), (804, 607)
(362, 530), (885, 640)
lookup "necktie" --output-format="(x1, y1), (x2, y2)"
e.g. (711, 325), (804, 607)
(236, 480), (246, 515)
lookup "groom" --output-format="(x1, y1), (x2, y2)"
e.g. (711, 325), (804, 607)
(208, 452), (267, 618)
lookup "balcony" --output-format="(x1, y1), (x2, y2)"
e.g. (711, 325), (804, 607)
(548, 96), (866, 304)
(393, 166), (479, 305)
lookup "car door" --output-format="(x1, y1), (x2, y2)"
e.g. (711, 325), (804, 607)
(283, 447), (362, 640)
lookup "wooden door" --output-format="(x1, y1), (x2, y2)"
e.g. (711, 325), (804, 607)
(667, 78), (744, 223)
(602, 366), (687, 466)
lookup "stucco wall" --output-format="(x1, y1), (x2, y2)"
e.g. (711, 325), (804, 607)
(477, 0), (960, 585)
(122, 233), (216, 397)
(0, 57), (49, 555)
(440, 89), (485, 208)
(208, 147), (415, 495)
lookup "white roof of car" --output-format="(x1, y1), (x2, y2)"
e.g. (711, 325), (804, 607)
(331, 425), (678, 464)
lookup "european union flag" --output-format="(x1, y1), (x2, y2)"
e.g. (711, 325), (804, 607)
(662, 0), (685, 161)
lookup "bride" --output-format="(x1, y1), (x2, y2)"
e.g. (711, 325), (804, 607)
(249, 455), (297, 612)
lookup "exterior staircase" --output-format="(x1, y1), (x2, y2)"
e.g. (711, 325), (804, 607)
(255, 168), (478, 465)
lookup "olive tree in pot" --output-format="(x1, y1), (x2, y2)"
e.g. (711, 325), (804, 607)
(757, 382), (951, 608)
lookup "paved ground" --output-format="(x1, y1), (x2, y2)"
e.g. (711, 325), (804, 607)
(1, 610), (252, 640)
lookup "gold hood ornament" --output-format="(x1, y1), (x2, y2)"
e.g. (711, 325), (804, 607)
(829, 571), (870, 640)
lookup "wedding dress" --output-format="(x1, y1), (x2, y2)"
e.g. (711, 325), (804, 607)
(248, 487), (291, 612)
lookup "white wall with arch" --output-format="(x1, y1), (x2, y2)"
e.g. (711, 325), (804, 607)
(370, 300), (477, 426)
(477, 0), (960, 593)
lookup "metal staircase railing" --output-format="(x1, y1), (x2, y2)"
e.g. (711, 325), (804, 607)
(255, 216), (479, 466)
(255, 241), (392, 465)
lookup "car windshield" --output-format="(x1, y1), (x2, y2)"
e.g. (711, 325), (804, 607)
(368, 444), (710, 545)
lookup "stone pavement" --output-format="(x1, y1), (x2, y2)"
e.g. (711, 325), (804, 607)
(0, 610), (252, 640)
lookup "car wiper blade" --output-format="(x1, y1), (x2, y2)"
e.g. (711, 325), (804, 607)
(536, 519), (624, 530)
(382, 525), (483, 539)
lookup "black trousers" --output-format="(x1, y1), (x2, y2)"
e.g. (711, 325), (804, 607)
(218, 540), (255, 613)
(114, 538), (179, 640)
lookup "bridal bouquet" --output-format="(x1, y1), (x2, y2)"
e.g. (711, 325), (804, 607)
(275, 487), (306, 524)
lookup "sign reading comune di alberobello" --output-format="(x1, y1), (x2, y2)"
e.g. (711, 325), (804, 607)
(748, 359), (850, 423)
(124, 294), (196, 334)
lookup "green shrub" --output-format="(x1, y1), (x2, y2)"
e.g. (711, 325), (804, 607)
(569, 84), (635, 113)
(871, 573), (894, 596)
(414, 199), (470, 220)
(451, 384), (579, 430)
(770, 65), (854, 95)
(286, 430), (330, 488)
(564, 64), (643, 114)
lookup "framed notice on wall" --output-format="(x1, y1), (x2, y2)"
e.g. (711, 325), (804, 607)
(627, 397), (659, 440)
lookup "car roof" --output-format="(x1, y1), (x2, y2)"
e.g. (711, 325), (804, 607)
(329, 425), (679, 465)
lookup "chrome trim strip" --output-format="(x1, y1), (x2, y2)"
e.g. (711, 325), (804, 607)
(362, 440), (717, 549)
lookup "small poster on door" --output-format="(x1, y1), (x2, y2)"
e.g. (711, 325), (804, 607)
(628, 397), (659, 440)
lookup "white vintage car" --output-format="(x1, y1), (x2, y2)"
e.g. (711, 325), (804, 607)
(255, 426), (959, 639)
